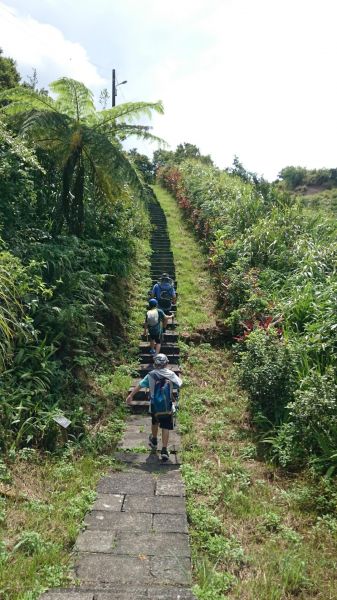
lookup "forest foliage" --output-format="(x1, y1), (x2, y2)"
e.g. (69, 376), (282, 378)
(158, 160), (337, 473)
(0, 67), (161, 452)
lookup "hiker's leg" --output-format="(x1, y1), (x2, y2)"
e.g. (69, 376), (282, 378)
(150, 338), (155, 350)
(152, 422), (159, 438)
(155, 341), (161, 354)
(161, 428), (169, 448)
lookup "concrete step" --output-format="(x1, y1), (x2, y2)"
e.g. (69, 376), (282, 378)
(141, 332), (178, 342)
(151, 260), (175, 266)
(151, 245), (172, 250)
(139, 353), (180, 364)
(151, 255), (174, 260)
(138, 363), (181, 376)
(151, 242), (171, 246)
(139, 342), (179, 354)
(40, 586), (196, 599)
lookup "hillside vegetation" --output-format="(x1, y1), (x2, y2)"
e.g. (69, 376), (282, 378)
(0, 77), (161, 452)
(0, 63), (159, 597)
(155, 182), (337, 600)
(158, 160), (337, 475)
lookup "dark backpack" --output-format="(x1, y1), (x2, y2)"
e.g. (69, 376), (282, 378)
(159, 285), (173, 300)
(149, 372), (173, 417)
(158, 283), (174, 310)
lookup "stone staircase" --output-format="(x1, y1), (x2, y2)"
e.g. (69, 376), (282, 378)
(40, 195), (195, 600)
(128, 195), (180, 414)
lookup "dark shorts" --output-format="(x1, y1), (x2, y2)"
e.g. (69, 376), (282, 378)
(151, 412), (174, 430)
(148, 326), (162, 344)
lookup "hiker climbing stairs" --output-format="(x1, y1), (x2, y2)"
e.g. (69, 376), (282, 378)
(128, 194), (181, 414)
(40, 193), (196, 600)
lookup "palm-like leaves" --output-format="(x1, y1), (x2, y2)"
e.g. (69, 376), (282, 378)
(0, 78), (164, 234)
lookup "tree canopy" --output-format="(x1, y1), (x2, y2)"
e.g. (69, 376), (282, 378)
(0, 48), (20, 90)
(0, 77), (164, 234)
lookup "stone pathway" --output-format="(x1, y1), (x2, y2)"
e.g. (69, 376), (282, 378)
(41, 421), (195, 600)
(41, 194), (196, 599)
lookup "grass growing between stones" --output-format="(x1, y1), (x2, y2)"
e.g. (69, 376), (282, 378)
(179, 344), (337, 599)
(0, 238), (151, 600)
(153, 185), (216, 333)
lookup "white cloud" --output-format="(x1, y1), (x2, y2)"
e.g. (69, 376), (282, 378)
(145, 0), (337, 179)
(2, 0), (337, 179)
(0, 2), (106, 89)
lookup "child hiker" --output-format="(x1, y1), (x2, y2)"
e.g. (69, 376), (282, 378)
(126, 353), (182, 461)
(144, 298), (169, 356)
(152, 273), (176, 314)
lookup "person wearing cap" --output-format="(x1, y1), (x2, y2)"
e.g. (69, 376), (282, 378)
(126, 353), (182, 461)
(151, 273), (176, 314)
(144, 298), (169, 356)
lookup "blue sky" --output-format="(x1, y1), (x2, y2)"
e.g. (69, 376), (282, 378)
(1, 0), (337, 180)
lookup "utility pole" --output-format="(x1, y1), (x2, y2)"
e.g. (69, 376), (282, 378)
(112, 68), (116, 107)
(112, 69), (127, 107)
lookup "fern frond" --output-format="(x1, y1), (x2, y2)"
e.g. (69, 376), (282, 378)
(50, 78), (95, 123)
(0, 86), (56, 115)
(82, 126), (147, 200)
(95, 100), (164, 129)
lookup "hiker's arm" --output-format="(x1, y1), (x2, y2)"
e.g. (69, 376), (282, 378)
(126, 384), (141, 405)
(143, 319), (148, 336)
(126, 375), (149, 405)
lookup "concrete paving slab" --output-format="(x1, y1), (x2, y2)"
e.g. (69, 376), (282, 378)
(89, 588), (196, 600)
(75, 553), (150, 584)
(124, 415), (149, 426)
(153, 513), (188, 533)
(97, 472), (155, 495)
(91, 494), (124, 512)
(40, 593), (93, 600)
(115, 451), (180, 466)
(111, 532), (190, 557)
(75, 530), (116, 553)
(150, 557), (192, 586)
(146, 590), (196, 600)
(114, 452), (165, 466)
(96, 589), (148, 600)
(119, 433), (148, 450)
(155, 478), (185, 497)
(84, 511), (152, 532)
(123, 495), (186, 514)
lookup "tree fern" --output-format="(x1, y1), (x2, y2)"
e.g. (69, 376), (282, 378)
(0, 77), (164, 234)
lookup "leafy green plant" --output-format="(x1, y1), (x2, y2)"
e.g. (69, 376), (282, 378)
(193, 559), (235, 599)
(13, 531), (49, 555)
(237, 328), (296, 425)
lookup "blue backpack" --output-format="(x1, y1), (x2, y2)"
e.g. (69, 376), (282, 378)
(149, 372), (173, 417)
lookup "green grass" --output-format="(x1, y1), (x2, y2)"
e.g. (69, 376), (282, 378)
(154, 188), (337, 598)
(153, 185), (216, 333)
(179, 343), (337, 600)
(296, 188), (337, 215)
(0, 454), (120, 599)
(0, 235), (151, 600)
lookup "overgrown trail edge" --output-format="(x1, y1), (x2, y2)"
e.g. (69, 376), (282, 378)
(40, 194), (196, 599)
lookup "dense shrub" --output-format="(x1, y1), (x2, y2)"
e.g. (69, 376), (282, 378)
(158, 160), (337, 471)
(0, 109), (149, 451)
(237, 329), (296, 425)
(279, 165), (337, 190)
